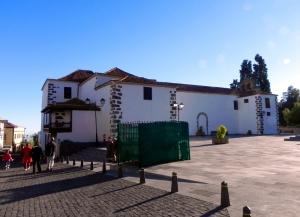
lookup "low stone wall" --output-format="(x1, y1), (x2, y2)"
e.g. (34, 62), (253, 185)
(279, 127), (300, 134)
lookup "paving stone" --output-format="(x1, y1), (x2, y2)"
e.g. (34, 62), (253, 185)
(0, 161), (229, 217)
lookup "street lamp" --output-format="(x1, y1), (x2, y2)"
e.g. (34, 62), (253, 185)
(173, 102), (184, 121)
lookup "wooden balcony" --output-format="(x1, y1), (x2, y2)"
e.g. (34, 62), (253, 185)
(44, 122), (72, 133)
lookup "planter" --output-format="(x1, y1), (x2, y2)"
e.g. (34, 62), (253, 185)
(212, 136), (229, 145)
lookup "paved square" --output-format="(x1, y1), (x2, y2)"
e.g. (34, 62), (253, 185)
(0, 161), (229, 217)
(124, 135), (300, 217)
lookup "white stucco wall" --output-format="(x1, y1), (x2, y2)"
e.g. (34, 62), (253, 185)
(177, 91), (238, 135)
(237, 96), (259, 134)
(42, 81), (49, 109)
(57, 110), (97, 143)
(46, 80), (79, 105)
(0, 123), (4, 149)
(121, 84), (173, 122)
(13, 127), (25, 146)
(39, 131), (48, 150)
(95, 75), (116, 87)
(79, 76), (98, 103)
(260, 95), (278, 134)
(95, 86), (111, 141)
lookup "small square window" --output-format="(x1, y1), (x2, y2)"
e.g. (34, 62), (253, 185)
(234, 100), (238, 110)
(267, 112), (271, 116)
(265, 98), (270, 108)
(143, 87), (152, 100)
(244, 99), (249, 103)
(64, 87), (72, 99)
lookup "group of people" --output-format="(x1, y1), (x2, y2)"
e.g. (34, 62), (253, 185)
(1, 137), (56, 173)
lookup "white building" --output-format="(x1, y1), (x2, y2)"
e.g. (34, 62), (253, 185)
(40, 68), (279, 148)
(0, 122), (4, 149)
(0, 119), (26, 150)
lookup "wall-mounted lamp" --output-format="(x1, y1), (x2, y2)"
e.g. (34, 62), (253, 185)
(100, 98), (105, 107)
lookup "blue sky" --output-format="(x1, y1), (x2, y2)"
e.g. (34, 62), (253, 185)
(0, 0), (299, 134)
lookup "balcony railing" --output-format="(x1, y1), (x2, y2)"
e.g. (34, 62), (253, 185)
(44, 122), (72, 132)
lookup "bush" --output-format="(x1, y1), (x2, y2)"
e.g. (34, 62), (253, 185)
(216, 125), (227, 139)
(283, 102), (300, 126)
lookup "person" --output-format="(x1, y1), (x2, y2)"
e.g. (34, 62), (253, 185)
(106, 137), (114, 162)
(21, 143), (32, 171)
(45, 137), (56, 172)
(12, 143), (16, 153)
(2, 150), (14, 170)
(112, 137), (118, 163)
(31, 143), (43, 174)
(106, 137), (118, 163)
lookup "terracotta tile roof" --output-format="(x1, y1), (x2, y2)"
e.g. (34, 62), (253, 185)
(169, 83), (234, 95)
(58, 70), (94, 83)
(0, 120), (17, 128)
(114, 76), (234, 95)
(42, 98), (100, 112)
(104, 67), (137, 78)
(58, 67), (235, 95)
(118, 76), (157, 85)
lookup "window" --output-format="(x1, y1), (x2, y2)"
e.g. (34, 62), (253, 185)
(265, 98), (270, 108)
(267, 112), (271, 116)
(244, 99), (249, 103)
(64, 87), (72, 99)
(234, 100), (238, 110)
(143, 87), (152, 100)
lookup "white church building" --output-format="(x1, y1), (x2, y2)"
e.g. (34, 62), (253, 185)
(40, 67), (279, 147)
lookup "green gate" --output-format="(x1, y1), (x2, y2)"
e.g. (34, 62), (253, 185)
(117, 121), (190, 167)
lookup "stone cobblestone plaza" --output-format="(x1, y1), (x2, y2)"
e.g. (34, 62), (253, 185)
(1, 135), (300, 216)
(0, 159), (229, 217)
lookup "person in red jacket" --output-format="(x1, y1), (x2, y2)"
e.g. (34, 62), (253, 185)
(2, 150), (14, 170)
(21, 143), (32, 171)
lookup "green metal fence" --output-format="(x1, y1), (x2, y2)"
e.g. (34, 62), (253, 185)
(117, 121), (190, 167)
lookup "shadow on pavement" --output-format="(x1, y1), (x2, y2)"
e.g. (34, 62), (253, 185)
(200, 206), (227, 217)
(91, 183), (141, 197)
(191, 143), (227, 148)
(121, 169), (208, 185)
(114, 192), (172, 213)
(0, 166), (89, 183)
(0, 171), (116, 205)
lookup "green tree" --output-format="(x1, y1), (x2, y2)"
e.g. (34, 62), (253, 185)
(230, 79), (240, 89)
(282, 86), (300, 109)
(282, 108), (291, 126)
(253, 54), (271, 93)
(278, 86), (300, 125)
(239, 60), (253, 82)
(289, 102), (300, 126)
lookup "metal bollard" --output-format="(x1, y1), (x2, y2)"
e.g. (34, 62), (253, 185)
(139, 168), (145, 184)
(118, 165), (123, 178)
(171, 172), (178, 193)
(66, 156), (69, 164)
(221, 181), (230, 207)
(90, 161), (94, 170)
(80, 160), (83, 168)
(243, 206), (251, 217)
(73, 159), (75, 166)
(102, 159), (106, 174)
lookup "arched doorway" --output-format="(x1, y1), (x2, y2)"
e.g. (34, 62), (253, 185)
(197, 112), (208, 135)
